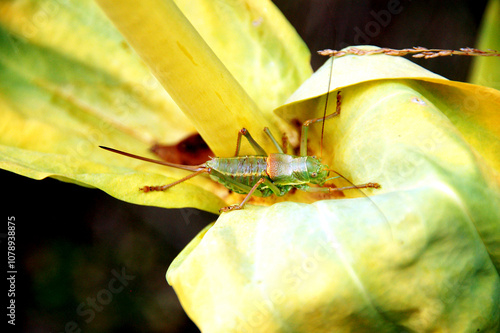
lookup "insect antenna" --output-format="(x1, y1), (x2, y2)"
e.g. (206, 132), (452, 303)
(319, 13), (337, 158)
(99, 146), (206, 172)
(320, 54), (335, 158)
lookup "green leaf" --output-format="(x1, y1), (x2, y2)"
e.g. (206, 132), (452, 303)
(0, 0), (225, 213)
(0, 0), (194, 143)
(167, 52), (500, 331)
(0, 0), (310, 213)
(469, 0), (500, 90)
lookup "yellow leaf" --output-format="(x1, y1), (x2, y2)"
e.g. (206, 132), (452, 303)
(167, 51), (500, 331)
(0, 0), (194, 144)
(95, 0), (306, 156)
(276, 48), (500, 176)
(0, 0), (311, 213)
(173, 0), (312, 113)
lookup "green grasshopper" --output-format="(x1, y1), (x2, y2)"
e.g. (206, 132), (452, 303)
(100, 90), (380, 213)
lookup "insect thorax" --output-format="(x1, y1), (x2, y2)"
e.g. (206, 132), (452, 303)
(266, 154), (328, 185)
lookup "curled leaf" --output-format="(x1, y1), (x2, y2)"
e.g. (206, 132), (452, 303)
(167, 52), (500, 331)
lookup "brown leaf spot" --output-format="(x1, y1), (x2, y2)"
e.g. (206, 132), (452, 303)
(150, 134), (213, 165)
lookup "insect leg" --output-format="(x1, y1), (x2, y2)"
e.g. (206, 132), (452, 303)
(234, 128), (267, 156)
(219, 178), (266, 213)
(299, 182), (380, 193)
(141, 168), (210, 192)
(300, 91), (342, 156)
(263, 127), (284, 153)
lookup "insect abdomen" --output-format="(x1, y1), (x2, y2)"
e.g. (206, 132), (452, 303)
(207, 156), (268, 189)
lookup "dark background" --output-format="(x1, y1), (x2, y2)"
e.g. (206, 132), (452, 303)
(2, 0), (490, 332)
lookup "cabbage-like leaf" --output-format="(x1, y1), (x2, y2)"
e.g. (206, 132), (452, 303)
(167, 53), (500, 331)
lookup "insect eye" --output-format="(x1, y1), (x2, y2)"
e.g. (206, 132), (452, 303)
(311, 172), (317, 178)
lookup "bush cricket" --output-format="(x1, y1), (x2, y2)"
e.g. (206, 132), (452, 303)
(100, 87), (380, 213)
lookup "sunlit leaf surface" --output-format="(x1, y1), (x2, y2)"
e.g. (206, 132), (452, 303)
(167, 52), (500, 332)
(95, 0), (310, 156)
(0, 0), (310, 214)
(173, 0), (312, 114)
